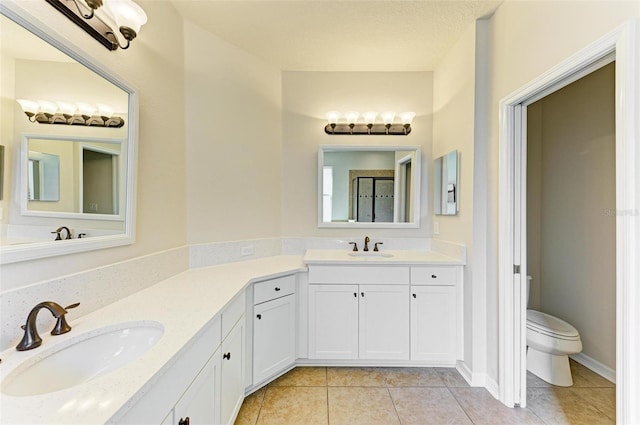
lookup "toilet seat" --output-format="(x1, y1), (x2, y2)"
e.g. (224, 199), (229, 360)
(527, 310), (580, 340)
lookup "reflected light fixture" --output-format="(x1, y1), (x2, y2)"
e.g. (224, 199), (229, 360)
(324, 111), (414, 135)
(16, 99), (125, 128)
(46, 0), (147, 50)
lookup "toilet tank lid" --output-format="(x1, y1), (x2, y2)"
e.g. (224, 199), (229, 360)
(527, 310), (580, 337)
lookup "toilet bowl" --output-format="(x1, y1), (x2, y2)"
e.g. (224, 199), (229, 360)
(526, 277), (582, 386)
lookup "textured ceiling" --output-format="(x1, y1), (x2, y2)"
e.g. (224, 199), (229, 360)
(170, 0), (502, 72)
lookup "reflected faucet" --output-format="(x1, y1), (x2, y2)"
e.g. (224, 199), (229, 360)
(363, 236), (370, 252)
(51, 226), (72, 240)
(16, 301), (79, 351)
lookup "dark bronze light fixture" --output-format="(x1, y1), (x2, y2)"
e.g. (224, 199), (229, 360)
(45, 0), (147, 50)
(16, 99), (125, 128)
(324, 111), (415, 135)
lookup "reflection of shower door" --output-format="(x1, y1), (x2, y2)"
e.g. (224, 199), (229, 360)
(354, 177), (394, 222)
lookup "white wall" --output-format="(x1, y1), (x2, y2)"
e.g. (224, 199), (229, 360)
(527, 63), (616, 370)
(0, 0), (188, 289)
(485, 0), (640, 385)
(184, 20), (282, 244)
(432, 21), (489, 383)
(281, 71), (433, 239)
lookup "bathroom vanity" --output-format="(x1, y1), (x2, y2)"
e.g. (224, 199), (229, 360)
(304, 249), (463, 365)
(0, 250), (463, 424)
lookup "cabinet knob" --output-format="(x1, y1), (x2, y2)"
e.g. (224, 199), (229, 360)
(223, 352), (231, 360)
(361, 292), (365, 297)
(179, 417), (190, 425)
(354, 292), (357, 298)
(412, 293), (417, 298)
(256, 314), (262, 320)
(275, 287), (281, 291)
(431, 274), (437, 278)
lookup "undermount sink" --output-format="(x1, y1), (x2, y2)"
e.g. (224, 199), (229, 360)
(348, 252), (394, 258)
(2, 321), (164, 397)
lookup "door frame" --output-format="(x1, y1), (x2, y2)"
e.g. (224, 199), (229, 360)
(497, 19), (640, 423)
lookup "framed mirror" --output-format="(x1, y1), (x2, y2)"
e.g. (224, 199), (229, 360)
(0, 7), (138, 264)
(434, 150), (459, 215)
(318, 145), (421, 228)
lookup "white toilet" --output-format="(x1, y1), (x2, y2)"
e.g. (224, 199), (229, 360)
(526, 276), (582, 386)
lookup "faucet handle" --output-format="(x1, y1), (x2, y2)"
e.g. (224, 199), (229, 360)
(51, 303), (80, 336)
(374, 242), (384, 252)
(348, 242), (358, 252)
(51, 231), (62, 241)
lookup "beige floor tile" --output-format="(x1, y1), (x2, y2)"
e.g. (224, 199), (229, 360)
(569, 360), (615, 388)
(383, 367), (445, 387)
(256, 386), (328, 425)
(234, 387), (266, 425)
(390, 387), (472, 425)
(328, 387), (400, 425)
(327, 367), (386, 387)
(268, 367), (327, 387)
(435, 367), (471, 388)
(450, 387), (544, 425)
(569, 387), (616, 421)
(527, 387), (615, 425)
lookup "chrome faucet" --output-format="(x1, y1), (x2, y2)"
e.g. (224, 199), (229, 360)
(16, 301), (79, 351)
(51, 226), (72, 240)
(363, 236), (370, 251)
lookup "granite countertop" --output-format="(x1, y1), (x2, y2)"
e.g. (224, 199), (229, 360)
(0, 255), (306, 425)
(303, 249), (465, 265)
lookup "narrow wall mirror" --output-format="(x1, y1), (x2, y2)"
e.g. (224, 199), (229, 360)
(434, 150), (459, 215)
(318, 145), (421, 228)
(0, 7), (137, 264)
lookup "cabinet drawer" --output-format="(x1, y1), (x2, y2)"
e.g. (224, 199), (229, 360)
(222, 291), (246, 338)
(410, 266), (458, 285)
(308, 265), (410, 285)
(254, 275), (296, 305)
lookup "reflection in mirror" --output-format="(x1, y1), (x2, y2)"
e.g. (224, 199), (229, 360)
(434, 150), (459, 215)
(0, 9), (137, 264)
(318, 146), (421, 228)
(22, 136), (124, 219)
(28, 150), (60, 201)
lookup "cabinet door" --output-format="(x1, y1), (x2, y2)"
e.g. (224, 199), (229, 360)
(173, 349), (221, 425)
(253, 294), (296, 384)
(410, 285), (456, 363)
(308, 284), (358, 359)
(220, 320), (245, 425)
(359, 284), (410, 360)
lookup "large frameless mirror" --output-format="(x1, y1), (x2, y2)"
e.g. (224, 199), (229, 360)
(318, 145), (421, 228)
(0, 7), (137, 264)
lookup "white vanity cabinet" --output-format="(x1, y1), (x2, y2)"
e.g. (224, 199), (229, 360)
(307, 266), (410, 360)
(119, 292), (246, 425)
(168, 349), (221, 425)
(252, 275), (296, 386)
(410, 266), (460, 364)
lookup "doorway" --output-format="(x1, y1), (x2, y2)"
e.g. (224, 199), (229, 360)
(497, 21), (640, 423)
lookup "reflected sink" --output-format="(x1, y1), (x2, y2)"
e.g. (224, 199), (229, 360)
(2, 321), (164, 397)
(348, 252), (394, 258)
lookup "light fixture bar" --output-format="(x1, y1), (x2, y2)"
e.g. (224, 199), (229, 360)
(324, 123), (412, 135)
(46, 0), (118, 50)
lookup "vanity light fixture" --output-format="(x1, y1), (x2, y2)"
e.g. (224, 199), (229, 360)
(45, 0), (147, 51)
(324, 111), (414, 135)
(16, 99), (125, 128)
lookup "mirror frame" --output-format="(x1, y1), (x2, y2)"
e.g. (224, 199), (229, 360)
(318, 145), (421, 229)
(0, 4), (138, 264)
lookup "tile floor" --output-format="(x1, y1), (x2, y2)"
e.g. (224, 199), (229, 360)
(235, 360), (615, 425)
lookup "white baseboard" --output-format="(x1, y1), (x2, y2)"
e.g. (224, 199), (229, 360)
(570, 353), (616, 384)
(456, 361), (500, 400)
